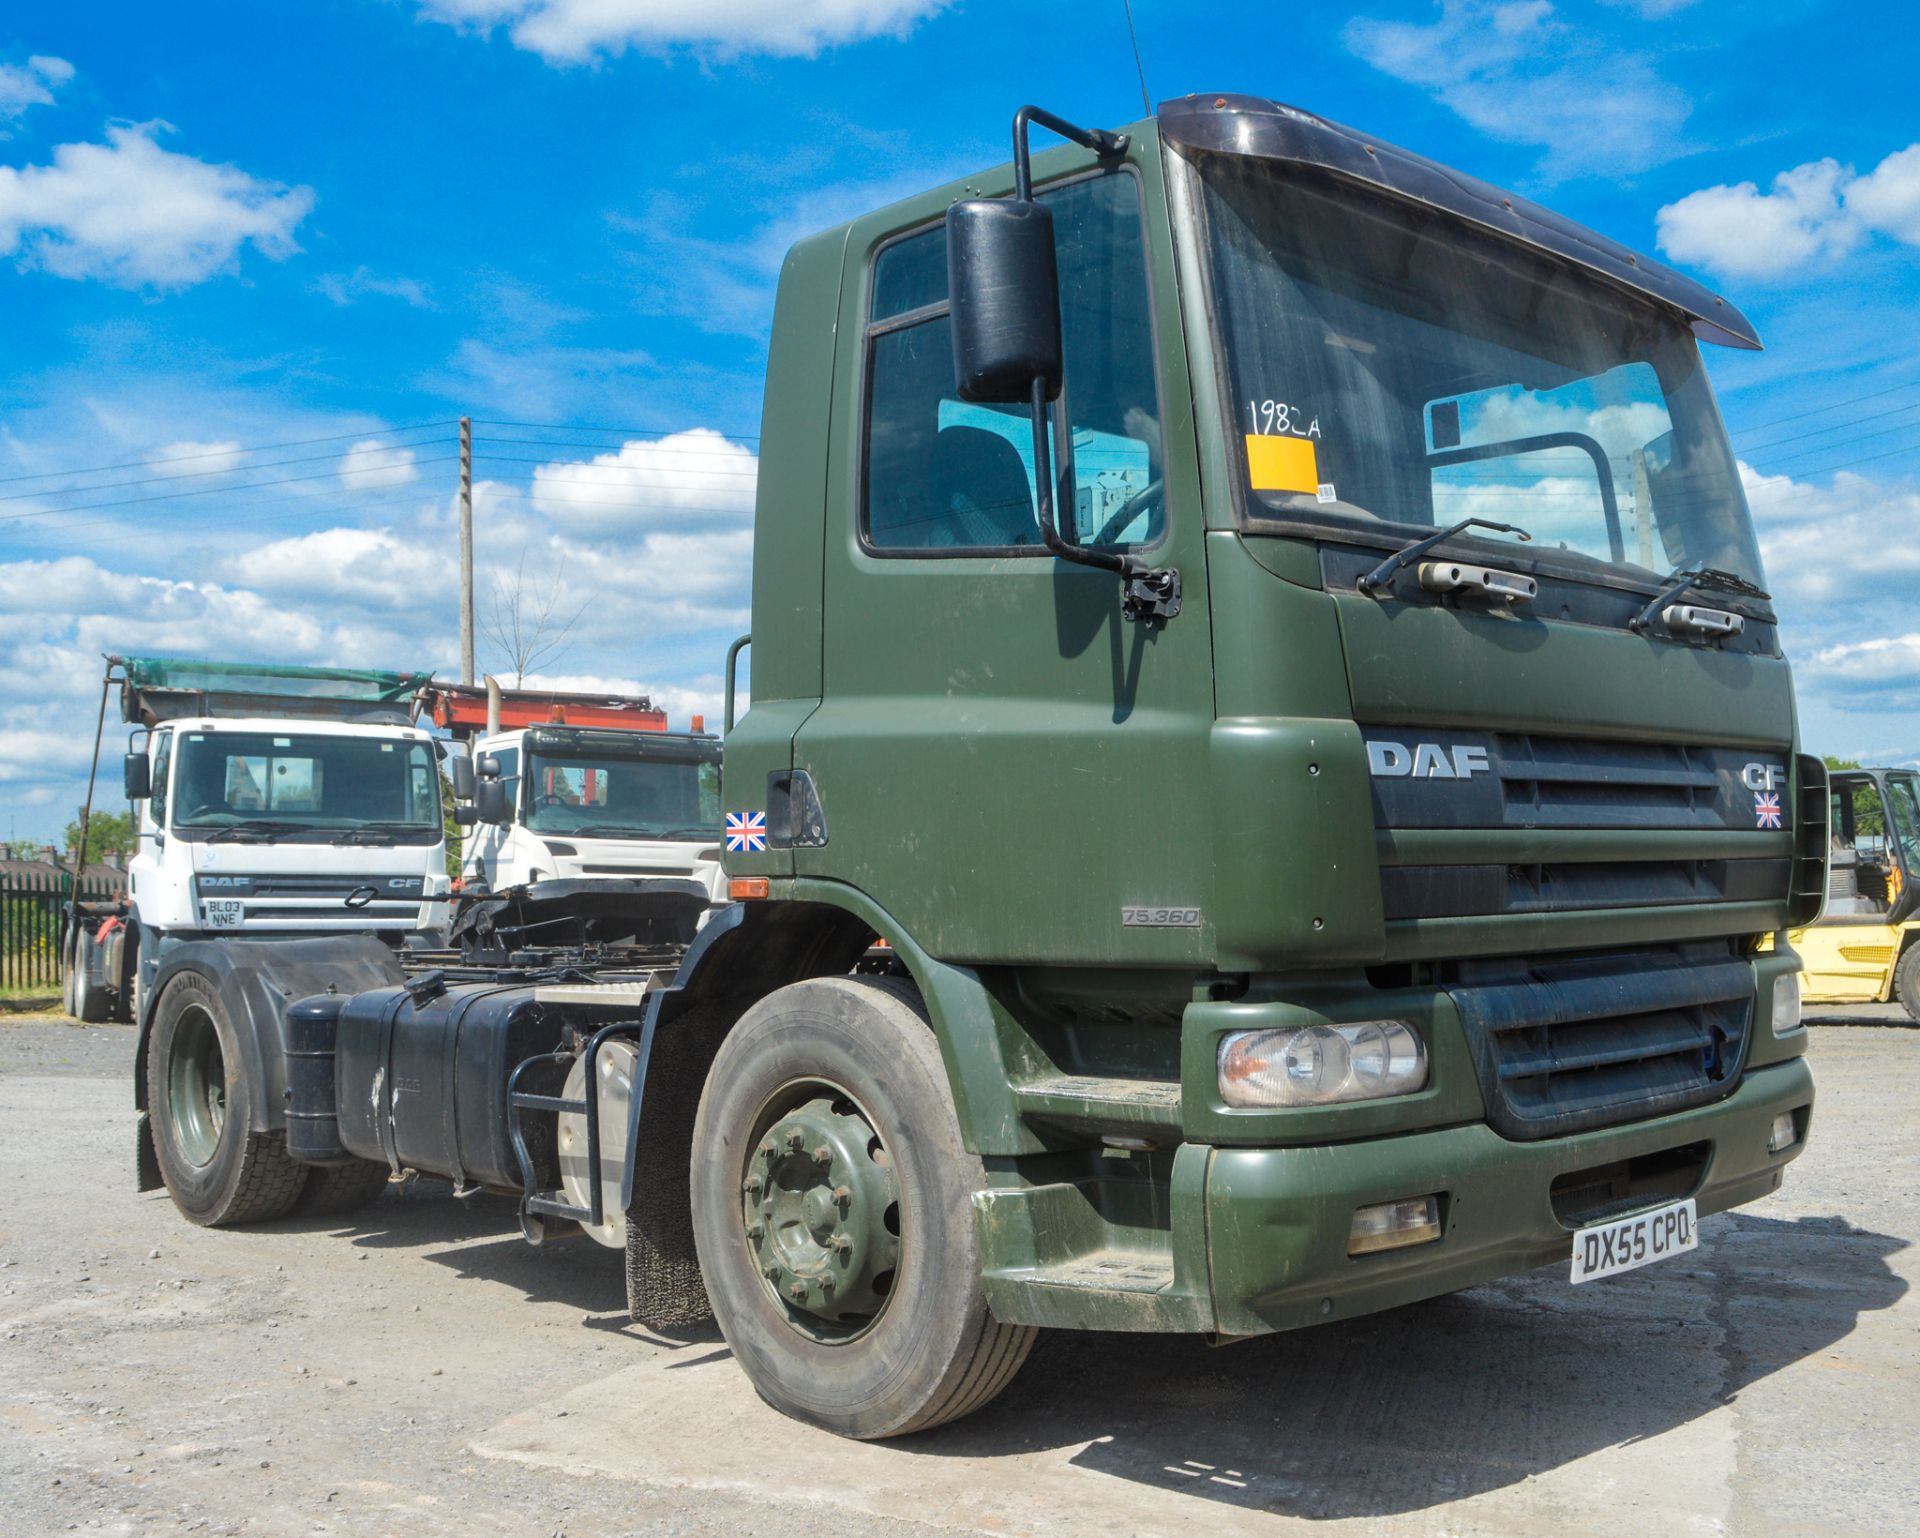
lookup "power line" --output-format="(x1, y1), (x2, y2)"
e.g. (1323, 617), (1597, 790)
(1729, 378), (1920, 439)
(1736, 397), (1920, 455)
(0, 439), (450, 506)
(0, 421), (455, 487)
(469, 417), (760, 442)
(1753, 418), (1920, 472)
(0, 456), (460, 526)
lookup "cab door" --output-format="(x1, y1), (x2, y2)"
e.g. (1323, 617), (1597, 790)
(792, 142), (1217, 967)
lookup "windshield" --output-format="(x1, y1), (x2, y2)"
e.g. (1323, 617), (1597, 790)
(522, 749), (721, 840)
(1886, 775), (1920, 864)
(1194, 154), (1766, 589)
(171, 731), (441, 841)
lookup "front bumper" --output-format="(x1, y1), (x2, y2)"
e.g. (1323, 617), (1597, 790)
(1205, 1056), (1813, 1337)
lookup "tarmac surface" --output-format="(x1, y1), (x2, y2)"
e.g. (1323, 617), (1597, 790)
(1, 1006), (1914, 1537)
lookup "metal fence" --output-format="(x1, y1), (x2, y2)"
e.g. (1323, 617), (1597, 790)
(0, 870), (120, 993)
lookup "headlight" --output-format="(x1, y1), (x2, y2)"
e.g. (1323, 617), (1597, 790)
(1218, 1020), (1428, 1108)
(1771, 972), (1802, 1036)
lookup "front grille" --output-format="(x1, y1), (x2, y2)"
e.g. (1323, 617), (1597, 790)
(236, 904), (420, 922)
(1364, 729), (1786, 832)
(195, 873), (426, 900)
(1382, 857), (1791, 919)
(1446, 941), (1753, 1139)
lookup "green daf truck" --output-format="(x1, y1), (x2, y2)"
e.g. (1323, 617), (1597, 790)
(134, 95), (1823, 1441)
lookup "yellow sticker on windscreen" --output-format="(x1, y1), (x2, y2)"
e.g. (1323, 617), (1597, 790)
(1245, 433), (1320, 495)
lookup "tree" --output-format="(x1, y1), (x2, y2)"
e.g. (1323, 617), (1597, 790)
(64, 808), (135, 865)
(480, 551), (585, 686)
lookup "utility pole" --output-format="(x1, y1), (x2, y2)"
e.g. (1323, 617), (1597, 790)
(459, 415), (475, 685)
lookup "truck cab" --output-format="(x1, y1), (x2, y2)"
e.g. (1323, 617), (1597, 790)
(460, 723), (725, 905)
(1792, 766), (1920, 1015)
(111, 658), (451, 1019)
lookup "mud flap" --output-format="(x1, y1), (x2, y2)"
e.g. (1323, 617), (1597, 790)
(136, 1110), (163, 1193)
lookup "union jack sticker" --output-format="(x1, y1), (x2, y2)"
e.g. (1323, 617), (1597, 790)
(725, 811), (767, 852)
(1754, 791), (1783, 830)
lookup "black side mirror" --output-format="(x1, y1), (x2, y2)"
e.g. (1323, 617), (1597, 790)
(123, 753), (151, 801)
(476, 754), (500, 780)
(450, 754), (475, 800)
(474, 779), (507, 825)
(947, 198), (1062, 405)
(453, 803), (479, 827)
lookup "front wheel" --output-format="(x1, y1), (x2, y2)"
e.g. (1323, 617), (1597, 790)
(146, 971), (307, 1226)
(689, 976), (1036, 1439)
(1894, 944), (1920, 1025)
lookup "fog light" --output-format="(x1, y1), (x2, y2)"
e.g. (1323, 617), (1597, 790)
(1349, 1196), (1443, 1256)
(1771, 973), (1802, 1036)
(1218, 1020), (1427, 1108)
(1768, 1111), (1799, 1154)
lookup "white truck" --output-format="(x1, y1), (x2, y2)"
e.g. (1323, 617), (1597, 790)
(456, 721), (725, 905)
(67, 656), (454, 1022)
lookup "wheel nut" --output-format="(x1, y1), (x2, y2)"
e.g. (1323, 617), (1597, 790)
(743, 1174), (763, 1195)
(746, 1222), (764, 1240)
(831, 1185), (852, 1205)
(829, 1233), (852, 1254)
(763, 1262), (780, 1279)
(788, 1281), (808, 1302)
(784, 1129), (804, 1151)
(812, 1144), (832, 1166)
(758, 1140), (776, 1160)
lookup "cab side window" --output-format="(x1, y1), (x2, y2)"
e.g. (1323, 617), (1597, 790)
(864, 172), (1163, 552)
(493, 747), (520, 821)
(149, 732), (172, 830)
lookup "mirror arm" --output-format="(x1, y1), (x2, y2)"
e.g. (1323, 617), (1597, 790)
(1011, 107), (1179, 626)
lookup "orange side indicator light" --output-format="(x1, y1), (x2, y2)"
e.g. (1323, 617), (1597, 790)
(730, 877), (771, 900)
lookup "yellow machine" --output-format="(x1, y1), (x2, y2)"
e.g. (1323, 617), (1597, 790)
(1791, 766), (1920, 1020)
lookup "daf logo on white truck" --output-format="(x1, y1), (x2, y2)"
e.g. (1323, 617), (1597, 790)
(1367, 740), (1492, 779)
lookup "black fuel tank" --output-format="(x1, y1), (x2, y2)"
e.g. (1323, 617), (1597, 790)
(332, 980), (561, 1191)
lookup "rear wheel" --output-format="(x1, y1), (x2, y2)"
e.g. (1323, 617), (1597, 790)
(146, 971), (307, 1226)
(1894, 944), (1920, 1024)
(70, 928), (108, 1023)
(689, 976), (1036, 1439)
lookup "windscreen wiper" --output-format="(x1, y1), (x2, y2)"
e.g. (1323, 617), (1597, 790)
(329, 823), (429, 845)
(1357, 517), (1533, 596)
(1629, 566), (1770, 636)
(204, 819), (305, 843)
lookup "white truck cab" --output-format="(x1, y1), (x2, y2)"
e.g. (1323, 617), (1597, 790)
(459, 723), (724, 904)
(106, 658), (452, 1020)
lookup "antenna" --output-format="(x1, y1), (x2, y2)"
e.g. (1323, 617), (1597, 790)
(1121, 0), (1151, 117)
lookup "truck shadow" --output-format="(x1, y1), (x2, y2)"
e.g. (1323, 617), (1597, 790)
(908, 1211), (1906, 1520)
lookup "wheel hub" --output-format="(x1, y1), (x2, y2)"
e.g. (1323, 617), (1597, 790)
(742, 1093), (899, 1333)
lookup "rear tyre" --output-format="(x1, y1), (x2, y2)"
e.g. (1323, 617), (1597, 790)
(291, 1159), (391, 1218)
(689, 975), (1037, 1439)
(1894, 944), (1920, 1025)
(146, 970), (308, 1226)
(71, 929), (109, 1023)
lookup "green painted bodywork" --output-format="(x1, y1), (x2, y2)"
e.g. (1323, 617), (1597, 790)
(722, 110), (1815, 1337)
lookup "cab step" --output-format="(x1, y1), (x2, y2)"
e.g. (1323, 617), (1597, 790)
(1012, 1073), (1183, 1139)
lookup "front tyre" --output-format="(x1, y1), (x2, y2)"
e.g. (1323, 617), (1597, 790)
(146, 971), (307, 1226)
(70, 927), (109, 1024)
(1895, 943), (1920, 1024)
(689, 976), (1036, 1439)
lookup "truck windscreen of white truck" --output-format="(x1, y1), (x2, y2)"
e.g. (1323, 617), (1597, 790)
(170, 732), (441, 843)
(521, 749), (721, 841)
(1194, 152), (1767, 593)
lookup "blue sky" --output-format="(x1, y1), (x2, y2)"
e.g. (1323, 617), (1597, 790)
(1, 0), (1917, 841)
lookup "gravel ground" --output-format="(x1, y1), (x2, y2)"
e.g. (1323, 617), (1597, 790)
(0, 1008), (1914, 1537)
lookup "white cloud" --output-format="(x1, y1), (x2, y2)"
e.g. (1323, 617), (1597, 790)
(1656, 141), (1920, 280)
(1741, 460), (1920, 607)
(220, 527), (450, 609)
(0, 55), (72, 129)
(0, 122), (313, 288)
(338, 439), (421, 492)
(156, 439), (245, 476)
(530, 428), (756, 534)
(314, 265), (433, 308)
(1343, 1), (1692, 177)
(418, 0), (948, 63)
(1597, 0), (1699, 14)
